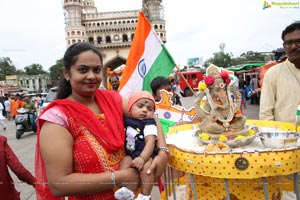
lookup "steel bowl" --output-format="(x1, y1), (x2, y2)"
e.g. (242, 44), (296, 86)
(256, 131), (300, 148)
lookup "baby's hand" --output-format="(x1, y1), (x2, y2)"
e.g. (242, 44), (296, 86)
(132, 156), (145, 171)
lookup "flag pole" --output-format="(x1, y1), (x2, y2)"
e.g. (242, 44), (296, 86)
(175, 65), (197, 97)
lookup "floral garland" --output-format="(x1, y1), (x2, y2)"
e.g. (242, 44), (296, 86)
(220, 71), (231, 84)
(198, 71), (231, 91)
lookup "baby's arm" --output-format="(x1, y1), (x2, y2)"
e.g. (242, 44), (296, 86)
(132, 134), (156, 170)
(132, 123), (157, 170)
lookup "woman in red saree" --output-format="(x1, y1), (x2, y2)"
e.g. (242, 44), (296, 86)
(35, 43), (168, 200)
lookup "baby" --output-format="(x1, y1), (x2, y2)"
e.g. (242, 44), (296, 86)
(115, 91), (159, 200)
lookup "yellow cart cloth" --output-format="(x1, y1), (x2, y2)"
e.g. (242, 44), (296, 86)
(166, 120), (299, 200)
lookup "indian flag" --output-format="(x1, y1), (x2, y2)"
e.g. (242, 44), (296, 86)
(119, 12), (176, 98)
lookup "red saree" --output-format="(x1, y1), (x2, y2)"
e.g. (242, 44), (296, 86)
(35, 90), (125, 200)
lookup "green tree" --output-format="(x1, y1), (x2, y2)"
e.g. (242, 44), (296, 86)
(239, 51), (266, 63)
(203, 44), (270, 68)
(49, 58), (64, 80)
(229, 51), (268, 66)
(204, 43), (233, 68)
(16, 69), (25, 75)
(24, 64), (46, 75)
(204, 52), (233, 68)
(0, 57), (17, 80)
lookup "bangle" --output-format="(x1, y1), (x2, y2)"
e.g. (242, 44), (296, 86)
(158, 147), (169, 153)
(111, 171), (116, 188)
(158, 147), (169, 157)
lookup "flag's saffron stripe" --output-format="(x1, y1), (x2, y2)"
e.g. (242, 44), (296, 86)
(119, 12), (151, 93)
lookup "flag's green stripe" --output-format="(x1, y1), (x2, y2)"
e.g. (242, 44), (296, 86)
(158, 118), (177, 135)
(142, 45), (175, 92)
(161, 43), (176, 64)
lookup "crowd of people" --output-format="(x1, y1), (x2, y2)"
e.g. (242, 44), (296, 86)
(0, 94), (45, 131)
(1, 21), (300, 199)
(233, 74), (261, 109)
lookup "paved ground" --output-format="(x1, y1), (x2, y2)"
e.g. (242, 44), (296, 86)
(2, 120), (36, 200)
(4, 97), (259, 200)
(242, 102), (260, 120)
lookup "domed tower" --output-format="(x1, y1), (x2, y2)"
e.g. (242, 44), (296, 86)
(83, 0), (97, 14)
(142, 0), (166, 43)
(63, 0), (87, 46)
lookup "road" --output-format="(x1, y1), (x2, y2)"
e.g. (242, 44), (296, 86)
(5, 97), (259, 199)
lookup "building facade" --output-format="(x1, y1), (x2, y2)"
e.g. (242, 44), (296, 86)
(63, 0), (166, 87)
(17, 74), (51, 93)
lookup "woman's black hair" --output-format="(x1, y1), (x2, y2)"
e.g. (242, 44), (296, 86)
(56, 43), (103, 99)
(281, 21), (300, 40)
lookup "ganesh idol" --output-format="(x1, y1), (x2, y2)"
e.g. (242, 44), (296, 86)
(194, 65), (248, 139)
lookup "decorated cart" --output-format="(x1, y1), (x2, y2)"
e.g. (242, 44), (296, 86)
(162, 65), (300, 200)
(165, 121), (300, 200)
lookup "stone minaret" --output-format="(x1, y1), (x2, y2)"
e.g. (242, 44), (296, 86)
(63, 0), (87, 46)
(83, 0), (97, 14)
(142, 0), (166, 43)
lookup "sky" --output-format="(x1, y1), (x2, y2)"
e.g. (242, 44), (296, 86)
(0, 0), (299, 71)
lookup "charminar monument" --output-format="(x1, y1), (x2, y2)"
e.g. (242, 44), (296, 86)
(63, 0), (166, 87)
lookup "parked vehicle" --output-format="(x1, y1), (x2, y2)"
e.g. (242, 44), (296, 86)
(175, 71), (204, 97)
(39, 87), (58, 115)
(39, 86), (106, 115)
(23, 93), (36, 102)
(15, 108), (36, 139)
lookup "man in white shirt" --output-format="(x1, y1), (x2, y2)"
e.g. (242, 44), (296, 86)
(3, 97), (11, 121)
(260, 21), (300, 123)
